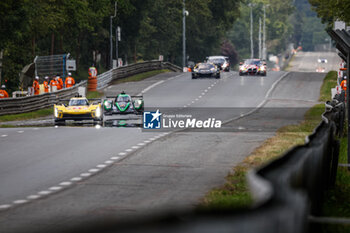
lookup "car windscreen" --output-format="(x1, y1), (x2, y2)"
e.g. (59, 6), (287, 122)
(69, 99), (89, 106)
(208, 58), (225, 64)
(117, 95), (131, 102)
(197, 63), (214, 69)
(245, 60), (261, 66)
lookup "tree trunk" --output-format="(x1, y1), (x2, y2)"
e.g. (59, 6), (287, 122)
(134, 44), (137, 63)
(31, 35), (36, 57)
(51, 32), (55, 55)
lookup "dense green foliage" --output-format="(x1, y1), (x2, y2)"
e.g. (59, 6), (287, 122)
(309, 0), (350, 26)
(227, 0), (295, 60)
(292, 0), (328, 51)
(0, 0), (242, 92)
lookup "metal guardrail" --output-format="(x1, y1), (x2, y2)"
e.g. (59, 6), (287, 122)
(0, 61), (181, 116)
(0, 81), (86, 116)
(96, 61), (182, 90)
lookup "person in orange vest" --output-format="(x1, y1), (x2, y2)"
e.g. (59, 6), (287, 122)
(88, 65), (98, 78)
(0, 85), (9, 98)
(33, 76), (40, 95)
(43, 76), (50, 93)
(65, 72), (75, 88)
(49, 76), (59, 92)
(341, 76), (347, 97)
(56, 75), (64, 90)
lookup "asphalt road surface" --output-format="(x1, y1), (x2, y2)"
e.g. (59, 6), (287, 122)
(0, 52), (340, 232)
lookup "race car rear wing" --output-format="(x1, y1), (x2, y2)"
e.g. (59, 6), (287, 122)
(56, 98), (102, 106)
(105, 96), (143, 99)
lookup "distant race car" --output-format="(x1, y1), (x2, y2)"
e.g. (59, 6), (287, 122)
(239, 59), (267, 76)
(207, 56), (230, 71)
(316, 67), (326, 73)
(192, 63), (220, 79)
(103, 92), (144, 115)
(318, 58), (328, 63)
(54, 96), (103, 125)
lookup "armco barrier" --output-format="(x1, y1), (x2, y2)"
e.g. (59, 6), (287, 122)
(43, 101), (344, 233)
(0, 81), (86, 116)
(0, 61), (181, 116)
(96, 61), (182, 90)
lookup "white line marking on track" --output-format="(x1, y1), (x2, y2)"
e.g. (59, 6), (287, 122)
(137, 143), (145, 146)
(49, 186), (62, 191)
(0, 205), (11, 209)
(80, 173), (91, 177)
(144, 140), (151, 143)
(13, 200), (28, 204)
(71, 177), (82, 181)
(138, 80), (165, 95)
(104, 160), (113, 164)
(1, 135), (7, 137)
(89, 169), (100, 173)
(59, 182), (72, 186)
(118, 152), (126, 156)
(111, 156), (120, 160)
(17, 131), (24, 133)
(27, 195), (40, 200)
(38, 191), (51, 195)
(97, 164), (107, 168)
(131, 146), (139, 149)
(125, 149), (133, 152)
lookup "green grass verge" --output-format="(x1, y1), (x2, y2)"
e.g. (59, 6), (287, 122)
(0, 108), (53, 122)
(110, 69), (171, 85)
(201, 71), (335, 210)
(319, 71), (338, 102)
(86, 91), (104, 99)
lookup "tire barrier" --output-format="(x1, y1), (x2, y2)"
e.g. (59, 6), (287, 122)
(0, 81), (86, 116)
(87, 76), (97, 91)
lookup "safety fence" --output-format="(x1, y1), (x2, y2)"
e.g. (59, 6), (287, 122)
(96, 61), (182, 90)
(0, 81), (86, 116)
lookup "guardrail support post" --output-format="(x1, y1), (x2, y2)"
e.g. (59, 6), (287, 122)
(347, 52), (350, 170)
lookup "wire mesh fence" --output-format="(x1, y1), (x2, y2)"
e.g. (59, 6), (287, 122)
(34, 54), (68, 78)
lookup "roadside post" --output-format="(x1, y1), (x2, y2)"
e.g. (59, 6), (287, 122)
(328, 29), (350, 169)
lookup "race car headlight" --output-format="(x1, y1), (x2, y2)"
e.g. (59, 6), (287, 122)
(193, 68), (198, 72)
(134, 99), (142, 109)
(103, 100), (112, 110)
(260, 66), (265, 71)
(95, 107), (102, 118)
(210, 68), (216, 72)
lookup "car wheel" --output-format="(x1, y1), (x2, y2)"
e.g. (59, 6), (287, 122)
(192, 75), (197, 79)
(216, 75), (220, 79)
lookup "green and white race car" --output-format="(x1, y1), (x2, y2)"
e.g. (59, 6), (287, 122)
(103, 92), (144, 115)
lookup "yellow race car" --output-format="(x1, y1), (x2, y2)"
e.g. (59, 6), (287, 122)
(54, 96), (103, 125)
